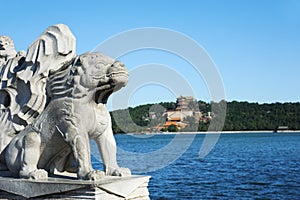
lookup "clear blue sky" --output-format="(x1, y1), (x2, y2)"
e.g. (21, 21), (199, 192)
(1, 0), (299, 108)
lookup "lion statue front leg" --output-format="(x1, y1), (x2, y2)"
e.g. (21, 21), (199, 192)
(68, 133), (105, 181)
(93, 126), (131, 177)
(55, 122), (106, 181)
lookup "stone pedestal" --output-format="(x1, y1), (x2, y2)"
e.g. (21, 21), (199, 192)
(0, 171), (150, 199)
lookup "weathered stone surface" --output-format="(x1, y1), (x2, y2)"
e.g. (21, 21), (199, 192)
(0, 171), (151, 199)
(0, 23), (151, 199)
(0, 24), (130, 180)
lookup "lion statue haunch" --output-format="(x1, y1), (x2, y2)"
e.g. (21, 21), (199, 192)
(3, 52), (130, 180)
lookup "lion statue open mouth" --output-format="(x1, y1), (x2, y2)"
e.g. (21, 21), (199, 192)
(0, 24), (131, 180)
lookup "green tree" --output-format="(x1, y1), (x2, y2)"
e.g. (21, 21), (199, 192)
(110, 100), (300, 133)
(167, 124), (178, 132)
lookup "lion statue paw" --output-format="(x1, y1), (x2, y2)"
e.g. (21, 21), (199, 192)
(20, 169), (48, 180)
(107, 167), (131, 177)
(86, 170), (105, 181)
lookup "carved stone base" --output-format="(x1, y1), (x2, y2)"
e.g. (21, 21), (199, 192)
(0, 171), (150, 199)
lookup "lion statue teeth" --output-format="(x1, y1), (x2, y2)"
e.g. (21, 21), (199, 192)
(0, 24), (131, 180)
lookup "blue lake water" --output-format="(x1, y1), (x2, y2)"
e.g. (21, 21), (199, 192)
(91, 133), (300, 199)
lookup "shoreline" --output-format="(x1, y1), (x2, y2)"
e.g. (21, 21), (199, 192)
(120, 130), (300, 135)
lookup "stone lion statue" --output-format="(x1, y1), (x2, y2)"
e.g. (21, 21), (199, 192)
(0, 24), (130, 180)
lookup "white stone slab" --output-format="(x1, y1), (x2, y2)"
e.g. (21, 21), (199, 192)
(0, 171), (150, 199)
(99, 175), (150, 197)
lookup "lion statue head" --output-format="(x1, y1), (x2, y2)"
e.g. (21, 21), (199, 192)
(47, 52), (128, 104)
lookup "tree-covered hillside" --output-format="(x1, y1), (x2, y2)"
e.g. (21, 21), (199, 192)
(110, 101), (300, 133)
(224, 101), (300, 131)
